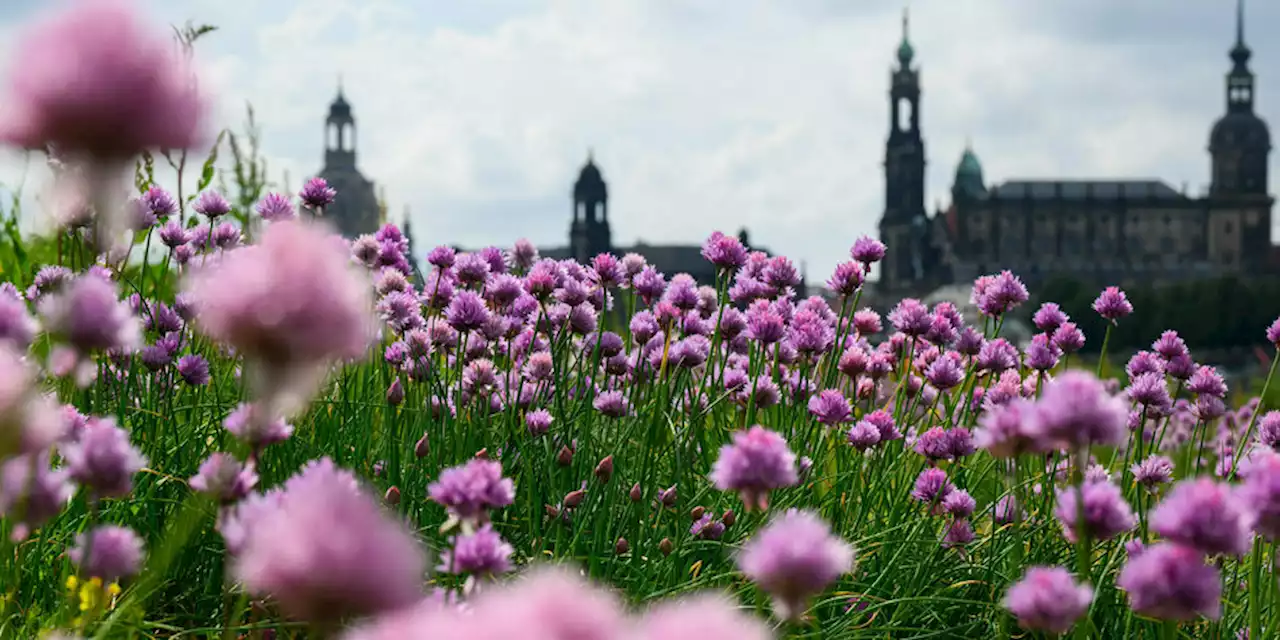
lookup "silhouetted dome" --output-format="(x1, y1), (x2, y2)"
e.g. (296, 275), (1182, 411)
(329, 91), (352, 121)
(953, 146), (985, 198)
(897, 38), (914, 66)
(574, 157), (607, 201)
(1210, 112), (1271, 151)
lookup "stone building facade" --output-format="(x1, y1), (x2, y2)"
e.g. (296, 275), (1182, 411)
(879, 3), (1274, 295)
(313, 88), (381, 239)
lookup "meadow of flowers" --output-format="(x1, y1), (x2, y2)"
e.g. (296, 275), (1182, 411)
(2, 1), (1280, 639)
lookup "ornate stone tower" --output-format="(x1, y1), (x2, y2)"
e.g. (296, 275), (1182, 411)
(316, 85), (380, 238)
(570, 152), (611, 263)
(1208, 0), (1273, 271)
(1209, 0), (1271, 198)
(879, 9), (929, 293)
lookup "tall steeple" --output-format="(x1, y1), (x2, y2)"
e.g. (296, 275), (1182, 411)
(879, 6), (930, 292)
(1209, 0), (1270, 197)
(316, 86), (380, 238)
(570, 152), (611, 263)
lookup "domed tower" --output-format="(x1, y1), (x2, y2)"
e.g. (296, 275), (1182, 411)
(316, 85), (380, 238)
(1209, 0), (1270, 197)
(570, 152), (611, 263)
(879, 8), (929, 292)
(952, 142), (986, 202)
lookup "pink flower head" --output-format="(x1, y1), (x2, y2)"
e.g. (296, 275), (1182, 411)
(1092, 286), (1133, 322)
(1003, 566), (1092, 635)
(469, 566), (627, 640)
(0, 345), (64, 458)
(69, 524), (143, 582)
(234, 458), (426, 623)
(1239, 451), (1280, 540)
(1117, 542), (1221, 621)
(737, 509), (854, 620)
(0, 451), (73, 541)
(438, 524), (513, 577)
(807, 389), (851, 425)
(189, 453), (257, 504)
(60, 416), (145, 498)
(709, 425), (798, 511)
(1054, 479), (1135, 543)
(37, 274), (141, 357)
(427, 459), (515, 524)
(1149, 478), (1253, 557)
(1032, 370), (1127, 450)
(183, 220), (376, 411)
(634, 594), (772, 640)
(0, 0), (204, 158)
(850, 236), (886, 266)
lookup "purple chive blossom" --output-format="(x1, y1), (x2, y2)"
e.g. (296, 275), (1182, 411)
(691, 513), (726, 540)
(975, 399), (1040, 458)
(1117, 542), (1222, 621)
(1187, 365), (1227, 398)
(176, 354), (210, 386)
(193, 190), (230, 219)
(634, 594), (772, 640)
(975, 271), (1028, 317)
(1024, 335), (1059, 371)
(1149, 478), (1253, 557)
(846, 421), (881, 451)
(1257, 412), (1280, 449)
(1033, 370), (1128, 450)
(140, 186), (178, 222)
(1266, 317), (1280, 348)
(0, 0), (204, 158)
(807, 389), (851, 425)
(1126, 372), (1171, 414)
(701, 231), (748, 271)
(1092, 286), (1133, 322)
(593, 390), (628, 418)
(1054, 479), (1135, 543)
(526, 409), (553, 436)
(709, 425), (798, 511)
(948, 427), (976, 458)
(863, 409), (901, 442)
(1153, 330), (1189, 360)
(446, 291), (489, 333)
(1131, 455), (1174, 491)
(746, 301), (786, 345)
(914, 427), (953, 462)
(223, 403), (294, 450)
(61, 417), (146, 498)
(911, 468), (954, 504)
(299, 177), (337, 210)
(428, 459), (514, 524)
(69, 525), (143, 582)
(888, 299), (931, 337)
(827, 262), (865, 297)
(439, 524), (513, 577)
(1003, 566), (1092, 635)
(1126, 351), (1164, 378)
(925, 355), (964, 390)
(942, 519), (975, 549)
(737, 509), (854, 621)
(850, 236), (886, 266)
(38, 274), (141, 357)
(943, 490), (977, 519)
(189, 453), (257, 504)
(1032, 303), (1068, 333)
(255, 192), (295, 221)
(234, 459), (425, 624)
(1239, 452), (1280, 539)
(0, 452), (73, 540)
(976, 338), (1019, 373)
(1051, 322), (1086, 353)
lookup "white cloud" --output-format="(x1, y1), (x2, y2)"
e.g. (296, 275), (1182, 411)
(1, 0), (1276, 282)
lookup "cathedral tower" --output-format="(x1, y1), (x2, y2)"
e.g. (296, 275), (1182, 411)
(879, 10), (929, 292)
(570, 152), (612, 263)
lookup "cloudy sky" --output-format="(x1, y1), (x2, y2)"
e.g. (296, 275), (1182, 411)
(0, 0), (1276, 281)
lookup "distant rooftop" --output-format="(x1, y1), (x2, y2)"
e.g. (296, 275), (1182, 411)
(987, 179), (1186, 201)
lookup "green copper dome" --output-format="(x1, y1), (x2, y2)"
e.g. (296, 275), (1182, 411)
(897, 38), (914, 65)
(953, 146), (985, 198)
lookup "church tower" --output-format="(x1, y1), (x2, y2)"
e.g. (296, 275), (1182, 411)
(570, 153), (611, 263)
(879, 9), (929, 293)
(316, 85), (380, 238)
(1209, 0), (1270, 198)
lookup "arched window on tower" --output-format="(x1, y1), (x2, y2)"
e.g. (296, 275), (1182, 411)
(897, 98), (912, 132)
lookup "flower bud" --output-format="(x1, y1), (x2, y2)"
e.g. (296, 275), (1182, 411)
(615, 537), (629, 555)
(383, 486), (401, 506)
(474, 448), (489, 460)
(563, 489), (586, 509)
(414, 432), (430, 458)
(721, 509), (736, 528)
(545, 504), (561, 519)
(658, 537), (674, 556)
(690, 506), (705, 521)
(629, 483), (642, 502)
(593, 455), (614, 484)
(659, 485), (677, 507)
(556, 445), (574, 466)
(385, 377), (404, 406)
